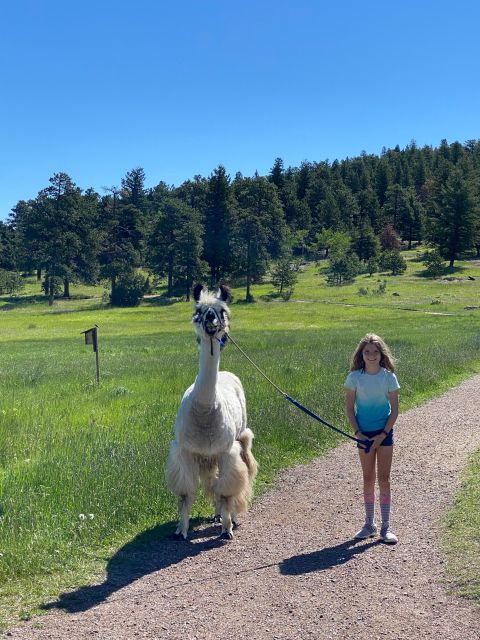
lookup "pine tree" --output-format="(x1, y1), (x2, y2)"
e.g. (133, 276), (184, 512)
(148, 198), (203, 296)
(428, 169), (478, 267)
(233, 175), (285, 301)
(203, 166), (235, 285)
(351, 223), (380, 262)
(98, 187), (144, 297)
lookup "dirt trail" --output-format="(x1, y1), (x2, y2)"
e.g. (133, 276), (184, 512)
(7, 376), (480, 640)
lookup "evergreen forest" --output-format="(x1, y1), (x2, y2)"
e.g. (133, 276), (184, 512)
(2, 138), (480, 304)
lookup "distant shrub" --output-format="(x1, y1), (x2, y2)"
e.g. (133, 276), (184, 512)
(110, 272), (149, 307)
(423, 249), (445, 278)
(271, 256), (299, 298)
(366, 256), (379, 276)
(112, 386), (130, 395)
(379, 250), (407, 275)
(326, 252), (361, 286)
(357, 287), (369, 296)
(374, 280), (387, 296)
(0, 270), (25, 295)
(378, 225), (401, 251)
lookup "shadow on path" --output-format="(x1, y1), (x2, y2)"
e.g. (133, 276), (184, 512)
(42, 520), (224, 615)
(280, 538), (381, 575)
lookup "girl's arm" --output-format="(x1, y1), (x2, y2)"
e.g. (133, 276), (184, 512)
(345, 389), (360, 435)
(382, 390), (399, 434)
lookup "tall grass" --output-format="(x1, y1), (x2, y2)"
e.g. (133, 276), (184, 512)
(443, 450), (480, 602)
(0, 256), (479, 625)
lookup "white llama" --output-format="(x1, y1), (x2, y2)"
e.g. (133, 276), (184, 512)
(165, 283), (258, 540)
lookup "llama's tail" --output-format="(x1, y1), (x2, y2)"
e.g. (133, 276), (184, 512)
(237, 428), (258, 480)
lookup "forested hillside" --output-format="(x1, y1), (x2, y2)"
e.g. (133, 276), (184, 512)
(1, 138), (479, 304)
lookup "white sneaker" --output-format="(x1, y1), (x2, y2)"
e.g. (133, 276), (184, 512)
(380, 526), (398, 544)
(354, 523), (377, 539)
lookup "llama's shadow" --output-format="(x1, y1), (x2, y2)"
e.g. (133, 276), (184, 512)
(280, 538), (381, 575)
(41, 519), (224, 614)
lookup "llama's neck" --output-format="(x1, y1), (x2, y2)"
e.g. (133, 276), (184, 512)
(191, 338), (220, 409)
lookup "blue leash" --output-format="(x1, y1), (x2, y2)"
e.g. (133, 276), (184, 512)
(225, 332), (372, 453)
(284, 394), (372, 452)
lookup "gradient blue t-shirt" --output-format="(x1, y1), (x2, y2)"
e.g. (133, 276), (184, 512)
(344, 368), (400, 432)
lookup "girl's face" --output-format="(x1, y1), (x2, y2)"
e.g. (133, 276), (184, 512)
(362, 343), (381, 370)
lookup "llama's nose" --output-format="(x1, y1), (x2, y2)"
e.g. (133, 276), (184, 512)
(205, 309), (216, 322)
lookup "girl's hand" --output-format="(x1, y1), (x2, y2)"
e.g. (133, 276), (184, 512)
(360, 433), (384, 452)
(371, 433), (386, 450)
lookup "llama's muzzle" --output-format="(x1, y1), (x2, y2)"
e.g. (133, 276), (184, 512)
(203, 309), (220, 335)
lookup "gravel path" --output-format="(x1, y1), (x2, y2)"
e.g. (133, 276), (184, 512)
(6, 375), (480, 640)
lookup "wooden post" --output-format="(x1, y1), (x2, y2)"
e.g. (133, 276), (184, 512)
(81, 325), (100, 384)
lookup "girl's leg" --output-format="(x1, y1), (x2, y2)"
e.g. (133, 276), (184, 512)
(376, 446), (397, 542)
(358, 448), (377, 528)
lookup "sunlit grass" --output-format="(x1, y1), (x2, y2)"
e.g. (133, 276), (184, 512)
(443, 450), (480, 602)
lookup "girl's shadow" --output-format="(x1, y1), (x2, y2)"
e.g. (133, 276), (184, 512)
(42, 520), (224, 614)
(280, 538), (381, 575)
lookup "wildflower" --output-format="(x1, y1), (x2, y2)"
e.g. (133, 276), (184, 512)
(79, 513), (86, 520)
(89, 514), (94, 520)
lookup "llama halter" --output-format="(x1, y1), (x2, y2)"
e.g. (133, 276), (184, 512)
(193, 305), (229, 354)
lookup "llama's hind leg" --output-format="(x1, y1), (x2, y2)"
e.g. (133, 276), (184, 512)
(198, 459), (221, 525)
(165, 442), (198, 539)
(218, 496), (235, 540)
(215, 442), (251, 540)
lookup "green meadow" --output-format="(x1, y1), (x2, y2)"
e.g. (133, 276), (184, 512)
(0, 252), (479, 626)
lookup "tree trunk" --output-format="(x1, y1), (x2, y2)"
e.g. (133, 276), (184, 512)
(63, 279), (70, 298)
(245, 239), (252, 302)
(167, 259), (173, 296)
(48, 276), (54, 306)
(37, 269), (42, 281)
(210, 265), (217, 289)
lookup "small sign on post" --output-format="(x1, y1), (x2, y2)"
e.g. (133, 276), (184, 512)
(81, 325), (100, 384)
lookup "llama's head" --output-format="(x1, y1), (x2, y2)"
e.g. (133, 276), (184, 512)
(192, 283), (231, 345)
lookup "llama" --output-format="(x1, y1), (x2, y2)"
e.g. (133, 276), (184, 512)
(165, 283), (258, 540)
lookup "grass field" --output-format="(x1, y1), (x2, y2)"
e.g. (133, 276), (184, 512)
(0, 251), (479, 626)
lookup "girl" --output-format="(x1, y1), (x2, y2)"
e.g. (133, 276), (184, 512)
(344, 333), (400, 544)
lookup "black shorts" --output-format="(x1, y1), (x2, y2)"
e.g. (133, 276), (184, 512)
(357, 427), (394, 448)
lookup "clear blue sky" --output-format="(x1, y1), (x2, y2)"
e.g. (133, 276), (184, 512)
(1, 0), (479, 220)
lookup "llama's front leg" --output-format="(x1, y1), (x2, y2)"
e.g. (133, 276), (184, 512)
(165, 442), (198, 540)
(177, 494), (195, 539)
(213, 497), (222, 525)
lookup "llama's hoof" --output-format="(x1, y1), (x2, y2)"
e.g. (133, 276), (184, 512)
(212, 515), (222, 524)
(232, 520), (240, 529)
(171, 532), (188, 541)
(219, 531), (234, 540)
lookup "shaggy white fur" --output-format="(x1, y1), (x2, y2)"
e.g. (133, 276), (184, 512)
(165, 284), (258, 540)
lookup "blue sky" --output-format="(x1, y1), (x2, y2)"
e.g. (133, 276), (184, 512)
(1, 0), (479, 219)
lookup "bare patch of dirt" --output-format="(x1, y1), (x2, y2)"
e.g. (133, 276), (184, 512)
(6, 376), (480, 639)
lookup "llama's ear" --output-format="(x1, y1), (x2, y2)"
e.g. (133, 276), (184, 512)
(193, 283), (204, 302)
(218, 284), (231, 302)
